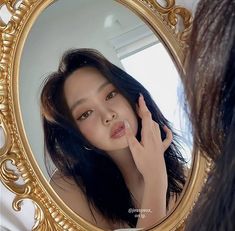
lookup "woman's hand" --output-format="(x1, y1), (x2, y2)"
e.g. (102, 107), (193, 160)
(124, 94), (172, 186)
(124, 94), (173, 228)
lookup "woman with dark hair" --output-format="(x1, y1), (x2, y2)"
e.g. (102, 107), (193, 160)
(40, 48), (186, 229)
(183, 0), (235, 230)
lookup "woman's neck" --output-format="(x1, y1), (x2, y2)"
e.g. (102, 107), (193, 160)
(108, 148), (143, 190)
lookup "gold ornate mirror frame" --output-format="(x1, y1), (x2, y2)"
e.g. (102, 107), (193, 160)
(0, 0), (211, 230)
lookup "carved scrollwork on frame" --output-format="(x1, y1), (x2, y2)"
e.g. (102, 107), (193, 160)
(0, 0), (211, 231)
(147, 0), (192, 42)
(0, 117), (83, 227)
(121, 0), (193, 67)
(0, 115), (65, 230)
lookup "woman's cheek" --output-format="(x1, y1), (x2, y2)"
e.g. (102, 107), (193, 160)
(78, 118), (100, 145)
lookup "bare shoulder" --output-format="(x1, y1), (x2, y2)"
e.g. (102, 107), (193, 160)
(50, 171), (129, 230)
(50, 170), (96, 223)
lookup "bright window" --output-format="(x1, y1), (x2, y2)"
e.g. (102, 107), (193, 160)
(121, 43), (192, 164)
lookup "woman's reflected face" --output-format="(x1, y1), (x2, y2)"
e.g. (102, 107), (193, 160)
(64, 67), (138, 153)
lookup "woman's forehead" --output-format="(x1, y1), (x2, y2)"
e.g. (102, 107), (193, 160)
(63, 67), (112, 107)
(67, 67), (108, 85)
(73, 66), (103, 76)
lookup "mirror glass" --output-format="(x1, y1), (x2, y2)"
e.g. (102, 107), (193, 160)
(19, 0), (192, 229)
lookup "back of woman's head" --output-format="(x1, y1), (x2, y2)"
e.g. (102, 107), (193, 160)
(184, 1), (235, 230)
(184, 0), (235, 160)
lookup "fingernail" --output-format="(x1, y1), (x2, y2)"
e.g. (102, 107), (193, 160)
(163, 125), (168, 130)
(139, 93), (143, 99)
(124, 120), (130, 129)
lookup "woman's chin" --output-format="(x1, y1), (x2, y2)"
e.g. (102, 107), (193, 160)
(106, 143), (130, 155)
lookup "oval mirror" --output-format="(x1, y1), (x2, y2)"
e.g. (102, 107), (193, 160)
(0, 0), (210, 230)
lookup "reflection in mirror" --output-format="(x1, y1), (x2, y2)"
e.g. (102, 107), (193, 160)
(19, 0), (192, 230)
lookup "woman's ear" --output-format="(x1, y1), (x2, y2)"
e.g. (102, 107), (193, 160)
(135, 103), (140, 116)
(135, 96), (140, 112)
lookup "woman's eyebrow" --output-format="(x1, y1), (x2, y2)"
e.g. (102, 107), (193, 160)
(70, 81), (111, 112)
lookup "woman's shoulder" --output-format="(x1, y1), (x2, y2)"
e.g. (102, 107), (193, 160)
(49, 170), (120, 230)
(50, 170), (95, 221)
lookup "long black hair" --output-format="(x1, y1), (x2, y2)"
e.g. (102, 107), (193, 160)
(183, 0), (235, 230)
(40, 48), (186, 227)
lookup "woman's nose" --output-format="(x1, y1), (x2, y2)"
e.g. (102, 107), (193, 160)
(103, 110), (117, 125)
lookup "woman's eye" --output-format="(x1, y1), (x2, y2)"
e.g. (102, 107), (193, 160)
(77, 110), (92, 121)
(106, 90), (118, 100)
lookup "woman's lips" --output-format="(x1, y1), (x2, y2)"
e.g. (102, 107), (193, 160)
(110, 121), (126, 139)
